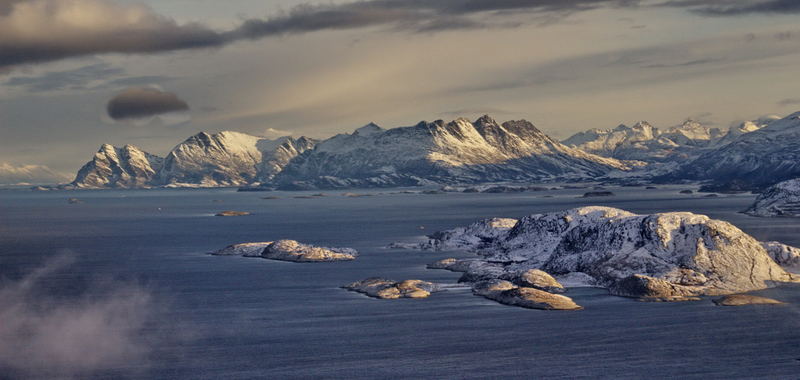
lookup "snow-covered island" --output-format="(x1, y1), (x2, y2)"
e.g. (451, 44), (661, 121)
(744, 178), (800, 217)
(401, 206), (799, 303)
(211, 240), (357, 262)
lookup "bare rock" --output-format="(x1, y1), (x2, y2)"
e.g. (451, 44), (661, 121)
(211, 242), (272, 257)
(215, 211), (251, 217)
(473, 280), (581, 310)
(344, 278), (437, 299)
(582, 191), (615, 197)
(609, 274), (701, 302)
(507, 269), (565, 293)
(262, 239), (357, 262)
(713, 294), (784, 306)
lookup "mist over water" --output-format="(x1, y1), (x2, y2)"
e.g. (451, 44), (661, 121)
(0, 253), (178, 379)
(1, 186), (800, 378)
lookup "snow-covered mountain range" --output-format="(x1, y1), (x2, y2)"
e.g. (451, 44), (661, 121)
(663, 112), (800, 190)
(62, 115), (631, 189)
(272, 116), (631, 189)
(0, 162), (68, 185)
(67, 132), (315, 189)
(52, 111), (800, 190)
(562, 117), (776, 163)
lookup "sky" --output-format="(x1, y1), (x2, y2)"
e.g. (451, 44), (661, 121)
(2, 0), (800, 175)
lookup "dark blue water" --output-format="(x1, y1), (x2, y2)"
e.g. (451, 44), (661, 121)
(1, 186), (799, 379)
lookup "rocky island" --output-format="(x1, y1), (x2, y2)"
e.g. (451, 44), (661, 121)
(215, 211), (251, 217)
(472, 279), (582, 310)
(212, 240), (357, 262)
(713, 294), (784, 306)
(344, 278), (439, 299)
(407, 206), (798, 305)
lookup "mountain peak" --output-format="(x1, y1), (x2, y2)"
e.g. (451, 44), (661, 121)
(353, 122), (384, 137)
(474, 114), (498, 126)
(99, 143), (116, 152)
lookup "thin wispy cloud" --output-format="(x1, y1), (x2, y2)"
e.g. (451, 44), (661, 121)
(777, 98), (800, 107)
(660, 0), (800, 15)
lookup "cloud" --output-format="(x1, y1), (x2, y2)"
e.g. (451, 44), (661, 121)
(0, 0), (227, 70)
(3, 62), (177, 93)
(4, 63), (123, 92)
(447, 28), (800, 95)
(263, 127), (293, 138)
(660, 0), (800, 15)
(439, 107), (519, 117)
(777, 98), (800, 107)
(2, 0), (797, 72)
(0, 254), (168, 377)
(106, 87), (189, 122)
(0, 0), (641, 71)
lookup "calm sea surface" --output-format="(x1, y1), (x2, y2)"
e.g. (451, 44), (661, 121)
(1, 186), (799, 379)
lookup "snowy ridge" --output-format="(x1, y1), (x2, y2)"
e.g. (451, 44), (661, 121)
(273, 115), (631, 189)
(744, 178), (800, 217)
(160, 131), (315, 187)
(665, 111), (800, 189)
(562, 119), (736, 163)
(414, 206), (797, 295)
(71, 144), (164, 189)
(66, 131), (315, 189)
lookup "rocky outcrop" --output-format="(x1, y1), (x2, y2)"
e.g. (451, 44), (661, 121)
(215, 211), (251, 217)
(211, 240), (357, 262)
(419, 217), (518, 251)
(418, 206), (798, 298)
(582, 191), (614, 197)
(761, 241), (800, 273)
(211, 242), (271, 257)
(344, 278), (438, 299)
(506, 269), (565, 293)
(744, 178), (800, 217)
(272, 115), (631, 189)
(71, 144), (163, 188)
(262, 240), (357, 262)
(609, 274), (700, 301)
(712, 294), (784, 306)
(472, 279), (581, 310)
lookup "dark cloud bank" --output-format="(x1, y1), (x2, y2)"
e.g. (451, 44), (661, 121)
(107, 87), (189, 121)
(1, 0), (797, 72)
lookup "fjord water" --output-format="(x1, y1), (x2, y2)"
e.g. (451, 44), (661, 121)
(1, 187), (799, 379)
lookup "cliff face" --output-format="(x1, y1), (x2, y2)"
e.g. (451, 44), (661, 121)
(71, 144), (163, 189)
